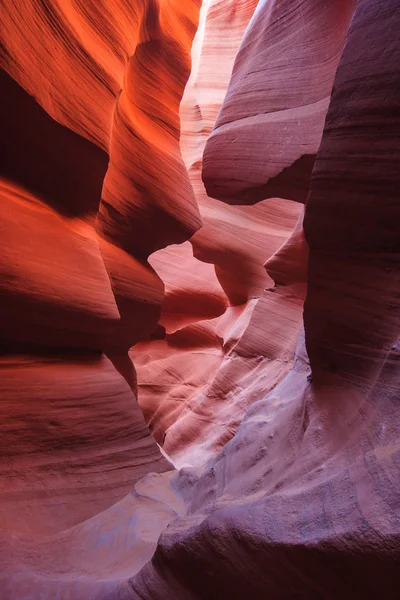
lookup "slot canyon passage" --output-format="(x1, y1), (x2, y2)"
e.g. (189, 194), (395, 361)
(1, 0), (400, 597)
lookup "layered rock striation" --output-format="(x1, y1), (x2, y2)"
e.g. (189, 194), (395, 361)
(203, 0), (356, 204)
(1, 0), (200, 539)
(131, 2), (400, 597)
(1, 0), (400, 598)
(133, 0), (304, 466)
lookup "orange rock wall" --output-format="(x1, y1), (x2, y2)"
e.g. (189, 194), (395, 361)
(0, 0), (201, 535)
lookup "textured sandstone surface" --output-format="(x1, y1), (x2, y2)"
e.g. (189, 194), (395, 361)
(1, 0), (400, 598)
(1, 0), (200, 593)
(202, 0), (356, 203)
(0, 355), (169, 536)
(128, 2), (400, 598)
(132, 0), (304, 467)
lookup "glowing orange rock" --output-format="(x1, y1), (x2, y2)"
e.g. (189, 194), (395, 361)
(0, 0), (201, 591)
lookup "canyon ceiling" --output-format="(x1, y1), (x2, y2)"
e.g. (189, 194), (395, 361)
(1, 0), (400, 598)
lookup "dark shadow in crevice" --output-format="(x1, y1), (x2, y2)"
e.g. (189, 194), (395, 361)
(0, 68), (109, 217)
(203, 153), (316, 205)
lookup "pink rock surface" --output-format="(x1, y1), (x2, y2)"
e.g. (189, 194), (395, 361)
(132, 0), (303, 465)
(202, 0), (356, 203)
(303, 0), (400, 383)
(1, 0), (201, 595)
(132, 216), (307, 468)
(180, 0), (301, 305)
(0, 355), (170, 537)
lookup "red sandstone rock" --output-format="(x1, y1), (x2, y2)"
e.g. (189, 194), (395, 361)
(135, 215), (306, 468)
(180, 0), (258, 170)
(0, 355), (170, 537)
(1, 0), (400, 598)
(0, 0), (201, 595)
(150, 242), (228, 334)
(0, 181), (118, 350)
(180, 0), (290, 305)
(1, 0), (202, 353)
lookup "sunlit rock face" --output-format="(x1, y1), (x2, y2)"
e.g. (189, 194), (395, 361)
(130, 1), (400, 598)
(2, 0), (400, 598)
(133, 0), (304, 467)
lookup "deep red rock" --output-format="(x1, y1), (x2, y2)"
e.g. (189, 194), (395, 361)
(0, 0), (201, 595)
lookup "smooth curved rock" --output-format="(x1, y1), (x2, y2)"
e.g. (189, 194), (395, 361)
(0, 0), (201, 594)
(0, 181), (119, 351)
(130, 1), (400, 598)
(202, 0), (356, 203)
(130, 0), (303, 469)
(303, 0), (400, 382)
(1, 0), (400, 598)
(1, 0), (202, 354)
(180, 0), (284, 305)
(0, 355), (170, 536)
(131, 209), (307, 468)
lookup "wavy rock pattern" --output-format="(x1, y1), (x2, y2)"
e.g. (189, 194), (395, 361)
(129, 1), (400, 598)
(0, 0), (201, 590)
(132, 0), (303, 466)
(202, 0), (356, 204)
(303, 0), (400, 382)
(1, 0), (400, 598)
(181, 0), (296, 304)
(1, 0), (201, 348)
